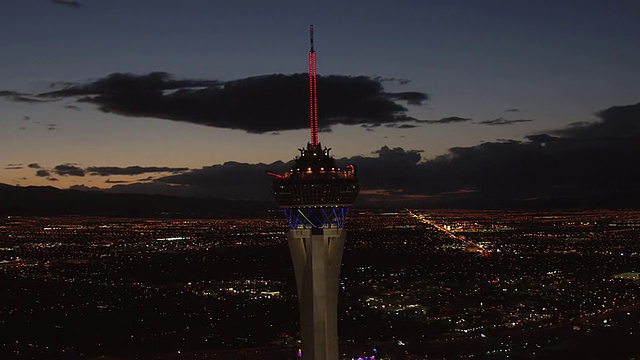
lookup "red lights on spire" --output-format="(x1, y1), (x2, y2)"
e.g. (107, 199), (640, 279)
(309, 25), (319, 147)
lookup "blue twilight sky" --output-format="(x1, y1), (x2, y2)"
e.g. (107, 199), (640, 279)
(1, 0), (639, 191)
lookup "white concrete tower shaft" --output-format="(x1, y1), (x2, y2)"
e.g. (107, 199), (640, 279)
(288, 227), (346, 360)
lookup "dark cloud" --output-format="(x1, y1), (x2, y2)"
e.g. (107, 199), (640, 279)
(33, 164), (188, 179)
(23, 116), (31, 121)
(69, 185), (100, 191)
(552, 102), (640, 139)
(407, 102), (640, 206)
(373, 76), (411, 85)
(47, 177), (59, 182)
(373, 146), (423, 160)
(505, 108), (520, 112)
(418, 116), (473, 124)
(5, 163), (23, 170)
(0, 91), (57, 104)
(525, 134), (560, 143)
(0, 91), (52, 104)
(86, 165), (189, 176)
(479, 117), (534, 125)
(105, 179), (132, 184)
(385, 123), (418, 129)
(49, 81), (75, 88)
(156, 161), (291, 200)
(384, 91), (429, 105)
(42, 72), (218, 98)
(54, 164), (85, 177)
(13, 96), (57, 104)
(0, 90), (21, 97)
(64, 105), (81, 110)
(52, 0), (82, 7)
(104, 161), (291, 200)
(38, 72), (428, 133)
(340, 146), (425, 195)
(46, 123), (59, 131)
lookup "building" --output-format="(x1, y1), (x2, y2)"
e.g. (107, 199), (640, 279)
(269, 25), (360, 360)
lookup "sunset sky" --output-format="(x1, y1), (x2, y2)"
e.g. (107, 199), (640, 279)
(1, 0), (639, 205)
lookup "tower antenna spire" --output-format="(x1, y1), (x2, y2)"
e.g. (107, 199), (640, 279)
(309, 25), (319, 147)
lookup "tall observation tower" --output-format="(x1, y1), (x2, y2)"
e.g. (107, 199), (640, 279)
(269, 26), (360, 360)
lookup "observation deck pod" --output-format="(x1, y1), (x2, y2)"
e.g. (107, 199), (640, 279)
(270, 143), (360, 229)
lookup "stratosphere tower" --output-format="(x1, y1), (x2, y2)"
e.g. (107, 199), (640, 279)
(269, 25), (360, 360)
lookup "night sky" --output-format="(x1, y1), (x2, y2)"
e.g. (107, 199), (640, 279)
(1, 1), (639, 206)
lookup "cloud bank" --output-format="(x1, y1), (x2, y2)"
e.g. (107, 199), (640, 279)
(32, 164), (190, 182)
(91, 101), (640, 208)
(479, 117), (534, 125)
(38, 72), (428, 133)
(52, 0), (82, 8)
(86, 166), (189, 176)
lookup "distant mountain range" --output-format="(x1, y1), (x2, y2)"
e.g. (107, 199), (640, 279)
(0, 183), (275, 218)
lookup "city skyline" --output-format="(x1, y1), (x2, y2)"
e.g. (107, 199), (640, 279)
(1, 1), (640, 207)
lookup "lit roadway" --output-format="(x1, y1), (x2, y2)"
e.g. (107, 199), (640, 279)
(407, 210), (487, 253)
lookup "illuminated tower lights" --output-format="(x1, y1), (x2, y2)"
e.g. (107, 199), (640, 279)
(309, 24), (319, 147)
(269, 26), (360, 360)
